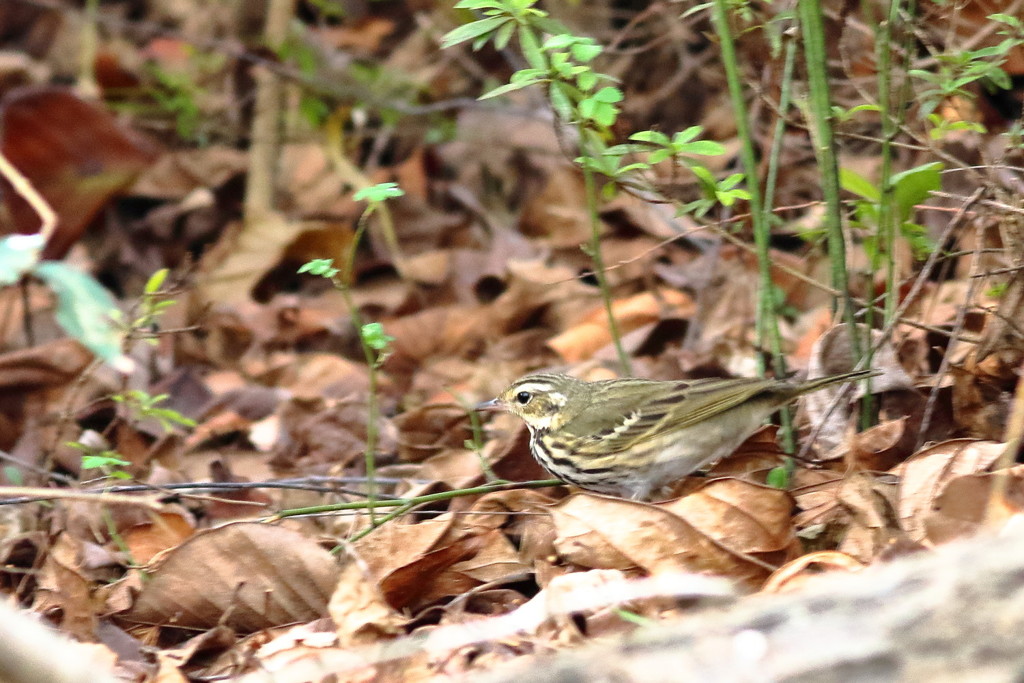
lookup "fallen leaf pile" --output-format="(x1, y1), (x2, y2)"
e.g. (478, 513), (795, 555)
(0, 0), (1023, 681)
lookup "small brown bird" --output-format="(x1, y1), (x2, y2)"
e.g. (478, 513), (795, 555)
(479, 369), (875, 501)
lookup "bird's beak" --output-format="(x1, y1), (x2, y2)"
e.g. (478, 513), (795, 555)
(475, 398), (502, 412)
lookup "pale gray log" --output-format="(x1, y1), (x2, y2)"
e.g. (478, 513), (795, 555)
(480, 528), (1024, 683)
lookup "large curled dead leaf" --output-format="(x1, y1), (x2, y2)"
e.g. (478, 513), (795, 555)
(0, 87), (158, 258)
(353, 517), (515, 612)
(895, 439), (1005, 544)
(124, 522), (340, 632)
(924, 466), (1024, 544)
(551, 481), (796, 588)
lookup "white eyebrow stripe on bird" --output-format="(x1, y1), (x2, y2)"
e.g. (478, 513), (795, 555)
(513, 382), (558, 395)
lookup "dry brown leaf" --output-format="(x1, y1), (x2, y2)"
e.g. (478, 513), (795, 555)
(843, 417), (913, 472)
(417, 448), (486, 489)
(131, 147), (247, 199)
(834, 472), (903, 562)
(353, 517), (505, 610)
(548, 289), (694, 363)
(663, 479), (796, 556)
(551, 489), (787, 587)
(0, 339), (94, 390)
(122, 511), (195, 565)
(518, 164), (591, 247)
(33, 533), (99, 641)
(448, 529), (530, 584)
(924, 465), (1024, 544)
(271, 395), (396, 474)
(393, 404), (472, 464)
(282, 353), (371, 401)
(353, 517), (452, 584)
(762, 551), (866, 593)
(0, 86), (157, 258)
(196, 213), (307, 305)
(125, 522), (341, 631)
(329, 551), (407, 648)
(894, 439), (1005, 543)
(384, 305), (492, 374)
(383, 537), (489, 612)
(804, 323), (916, 453)
(466, 489), (559, 568)
(952, 364), (1016, 439)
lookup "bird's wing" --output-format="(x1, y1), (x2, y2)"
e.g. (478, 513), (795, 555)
(564, 377), (780, 454)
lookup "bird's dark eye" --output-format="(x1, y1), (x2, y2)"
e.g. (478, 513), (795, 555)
(516, 391), (532, 405)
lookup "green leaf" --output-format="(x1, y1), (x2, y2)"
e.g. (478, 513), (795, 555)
(354, 182), (404, 203)
(548, 82), (575, 122)
(840, 167), (881, 201)
(847, 103), (882, 115)
(81, 453), (131, 470)
(570, 42), (602, 63)
(493, 19), (517, 50)
(689, 165), (718, 197)
(518, 26), (546, 70)
(33, 262), (131, 371)
(361, 322), (394, 351)
(144, 268), (169, 295)
(298, 258), (339, 278)
(480, 79), (539, 100)
(630, 130), (671, 146)
(677, 140), (725, 156)
(441, 16), (509, 49)
(672, 126), (703, 144)
(592, 86), (623, 103)
(576, 70), (597, 92)
(453, 0), (505, 9)
(766, 464), (791, 489)
(647, 149), (674, 164)
(543, 34), (578, 51)
(891, 162), (942, 221)
(510, 68), (546, 83)
(0, 234), (44, 286)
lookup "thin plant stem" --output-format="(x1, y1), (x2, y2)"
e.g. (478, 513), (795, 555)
(875, 0), (902, 326)
(268, 479), (563, 521)
(710, 0), (792, 447)
(797, 0), (865, 424)
(797, 1), (854, 314)
(580, 153), (632, 375)
(450, 389), (500, 482)
(863, 0), (904, 423)
(763, 32), (798, 213)
(337, 211), (381, 525)
(347, 501), (418, 544)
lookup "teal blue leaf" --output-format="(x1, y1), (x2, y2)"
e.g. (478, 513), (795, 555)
(0, 234), (44, 286)
(34, 262), (131, 371)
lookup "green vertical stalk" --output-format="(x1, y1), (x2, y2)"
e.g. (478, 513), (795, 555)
(798, 0), (852, 310)
(711, 0), (792, 448)
(875, 0), (901, 327)
(862, 0), (904, 423)
(339, 214), (380, 525)
(798, 0), (866, 428)
(763, 34), (798, 213)
(581, 149), (632, 376)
